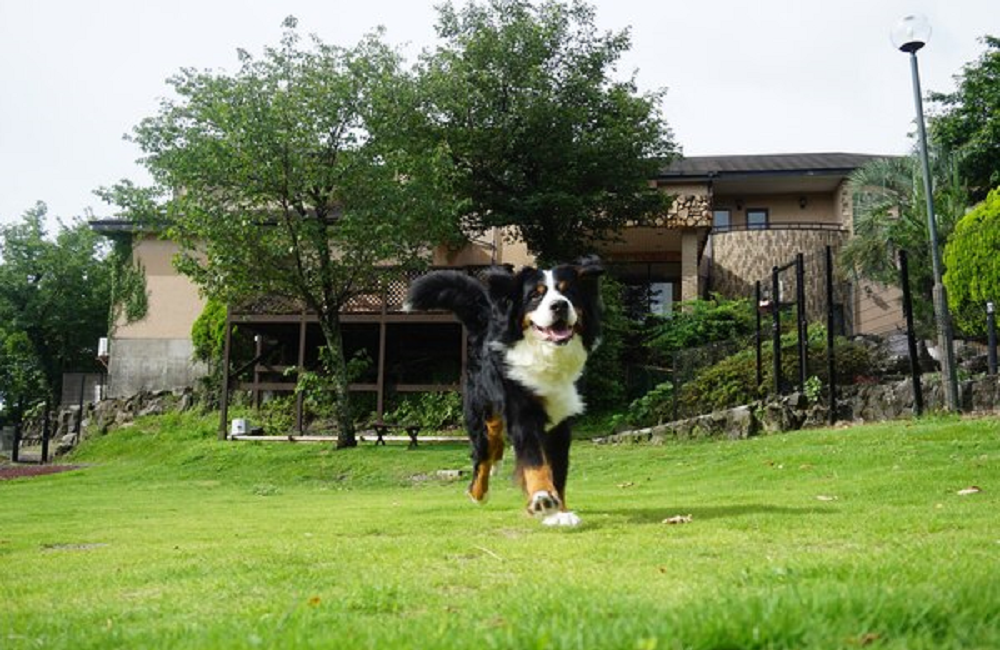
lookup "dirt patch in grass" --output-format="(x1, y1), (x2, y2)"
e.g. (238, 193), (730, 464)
(0, 464), (82, 481)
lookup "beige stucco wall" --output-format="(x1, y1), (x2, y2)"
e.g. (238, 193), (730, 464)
(116, 237), (206, 340)
(432, 227), (537, 268)
(712, 193), (840, 228)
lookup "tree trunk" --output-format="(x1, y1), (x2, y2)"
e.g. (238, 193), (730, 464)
(316, 311), (357, 448)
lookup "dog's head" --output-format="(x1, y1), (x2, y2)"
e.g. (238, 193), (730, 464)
(487, 256), (604, 350)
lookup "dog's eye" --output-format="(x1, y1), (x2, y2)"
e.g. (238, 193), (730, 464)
(534, 284), (546, 297)
(557, 280), (569, 292)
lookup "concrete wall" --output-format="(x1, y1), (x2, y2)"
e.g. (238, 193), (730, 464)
(107, 338), (207, 398)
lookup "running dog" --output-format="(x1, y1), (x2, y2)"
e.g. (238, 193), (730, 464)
(405, 257), (603, 526)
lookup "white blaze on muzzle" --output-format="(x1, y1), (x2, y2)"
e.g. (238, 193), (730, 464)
(529, 270), (578, 344)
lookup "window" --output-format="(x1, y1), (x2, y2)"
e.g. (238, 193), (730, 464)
(649, 282), (674, 316)
(747, 208), (769, 230)
(712, 210), (731, 231)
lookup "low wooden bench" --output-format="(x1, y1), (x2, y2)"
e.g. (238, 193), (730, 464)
(366, 422), (422, 448)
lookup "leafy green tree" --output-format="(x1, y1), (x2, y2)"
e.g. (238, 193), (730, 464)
(417, 0), (676, 263)
(0, 202), (111, 412)
(929, 36), (1000, 203)
(112, 18), (458, 447)
(839, 154), (966, 335)
(943, 187), (1000, 336)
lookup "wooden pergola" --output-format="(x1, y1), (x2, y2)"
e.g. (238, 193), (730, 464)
(216, 268), (481, 439)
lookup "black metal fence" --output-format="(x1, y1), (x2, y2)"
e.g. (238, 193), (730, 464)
(669, 245), (999, 422)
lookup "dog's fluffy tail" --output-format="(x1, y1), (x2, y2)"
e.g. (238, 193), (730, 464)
(404, 271), (490, 335)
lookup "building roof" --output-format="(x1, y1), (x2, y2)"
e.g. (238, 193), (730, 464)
(659, 152), (887, 179)
(658, 152), (892, 195)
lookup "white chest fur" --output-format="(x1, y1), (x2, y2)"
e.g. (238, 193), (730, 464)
(503, 335), (588, 427)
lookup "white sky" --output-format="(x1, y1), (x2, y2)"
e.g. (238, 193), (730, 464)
(1, 0), (997, 229)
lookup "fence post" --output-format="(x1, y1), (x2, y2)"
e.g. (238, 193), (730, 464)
(772, 265), (782, 396)
(755, 280), (763, 389)
(988, 301), (997, 376)
(11, 398), (23, 464)
(825, 245), (837, 424)
(795, 253), (808, 393)
(41, 399), (51, 464)
(899, 250), (924, 416)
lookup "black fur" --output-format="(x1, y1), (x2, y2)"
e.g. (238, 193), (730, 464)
(405, 258), (604, 524)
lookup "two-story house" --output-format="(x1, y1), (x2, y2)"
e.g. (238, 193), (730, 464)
(92, 151), (901, 418)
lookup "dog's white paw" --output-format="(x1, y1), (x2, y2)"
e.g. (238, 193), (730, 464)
(527, 490), (561, 518)
(542, 511), (581, 527)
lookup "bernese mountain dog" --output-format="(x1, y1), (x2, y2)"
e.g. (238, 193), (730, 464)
(405, 256), (603, 527)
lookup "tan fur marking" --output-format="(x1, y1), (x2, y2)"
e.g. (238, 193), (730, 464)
(521, 465), (556, 496)
(468, 415), (506, 501)
(486, 416), (505, 462)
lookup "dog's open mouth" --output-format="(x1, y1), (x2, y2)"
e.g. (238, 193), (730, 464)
(532, 322), (575, 345)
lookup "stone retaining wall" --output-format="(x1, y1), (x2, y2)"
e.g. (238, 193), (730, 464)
(596, 375), (1000, 444)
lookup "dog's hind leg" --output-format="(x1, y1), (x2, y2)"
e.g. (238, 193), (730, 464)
(468, 413), (505, 503)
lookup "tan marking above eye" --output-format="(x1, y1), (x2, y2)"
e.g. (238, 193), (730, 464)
(534, 283), (546, 296)
(557, 280), (569, 292)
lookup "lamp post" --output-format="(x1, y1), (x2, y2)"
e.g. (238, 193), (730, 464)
(891, 14), (960, 412)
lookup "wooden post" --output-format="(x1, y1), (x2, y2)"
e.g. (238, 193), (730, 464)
(218, 306), (234, 440)
(295, 310), (308, 434)
(252, 334), (262, 409)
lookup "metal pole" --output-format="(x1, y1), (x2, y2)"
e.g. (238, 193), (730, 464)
(825, 246), (837, 424)
(41, 400), (51, 464)
(909, 50), (960, 412)
(755, 280), (763, 389)
(899, 250), (924, 416)
(772, 266), (782, 396)
(988, 301), (997, 376)
(795, 253), (808, 393)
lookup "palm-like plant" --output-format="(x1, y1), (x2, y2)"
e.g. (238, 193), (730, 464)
(840, 150), (967, 335)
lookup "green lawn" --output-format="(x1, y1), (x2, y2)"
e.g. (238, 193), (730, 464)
(1, 412), (998, 649)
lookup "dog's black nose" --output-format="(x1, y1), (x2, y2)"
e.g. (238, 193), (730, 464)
(550, 300), (569, 318)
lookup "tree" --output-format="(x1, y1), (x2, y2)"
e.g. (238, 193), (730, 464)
(417, 0), (676, 263)
(929, 35), (1000, 203)
(0, 202), (111, 413)
(839, 154), (966, 335)
(943, 187), (1000, 336)
(113, 18), (458, 447)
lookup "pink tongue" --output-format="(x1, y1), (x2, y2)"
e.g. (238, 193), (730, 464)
(537, 324), (573, 342)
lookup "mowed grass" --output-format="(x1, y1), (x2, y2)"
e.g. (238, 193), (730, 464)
(1, 412), (999, 650)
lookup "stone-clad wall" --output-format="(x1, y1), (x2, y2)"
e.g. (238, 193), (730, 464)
(710, 228), (850, 322)
(654, 194), (713, 229)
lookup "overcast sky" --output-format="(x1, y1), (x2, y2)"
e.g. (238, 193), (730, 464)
(1, 0), (997, 230)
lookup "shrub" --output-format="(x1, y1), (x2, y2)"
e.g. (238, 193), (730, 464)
(581, 275), (632, 411)
(645, 294), (756, 366)
(669, 328), (876, 420)
(943, 186), (1000, 336)
(382, 391), (464, 432)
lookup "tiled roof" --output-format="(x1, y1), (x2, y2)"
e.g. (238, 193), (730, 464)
(659, 152), (889, 178)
